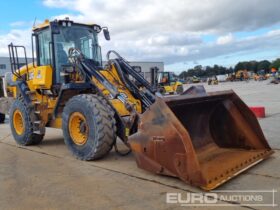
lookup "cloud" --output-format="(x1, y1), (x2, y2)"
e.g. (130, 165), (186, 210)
(267, 29), (280, 37)
(177, 30), (280, 63)
(216, 33), (234, 45)
(0, 29), (31, 57)
(43, 0), (280, 34)
(41, 0), (280, 65)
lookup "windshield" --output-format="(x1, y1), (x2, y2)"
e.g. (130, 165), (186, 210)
(54, 25), (102, 79)
(158, 72), (176, 84)
(169, 72), (176, 82)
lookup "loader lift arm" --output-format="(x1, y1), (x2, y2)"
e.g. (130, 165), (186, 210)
(72, 48), (156, 110)
(106, 50), (156, 109)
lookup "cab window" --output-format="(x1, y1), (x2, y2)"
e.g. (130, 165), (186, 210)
(37, 29), (51, 66)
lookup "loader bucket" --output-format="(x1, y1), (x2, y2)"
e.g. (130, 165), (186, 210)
(129, 89), (273, 190)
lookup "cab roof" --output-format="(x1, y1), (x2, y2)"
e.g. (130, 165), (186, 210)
(32, 18), (99, 32)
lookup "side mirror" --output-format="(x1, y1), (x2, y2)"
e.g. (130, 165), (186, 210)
(103, 28), (110, 41)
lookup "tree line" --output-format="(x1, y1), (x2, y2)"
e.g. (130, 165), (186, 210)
(179, 58), (280, 78)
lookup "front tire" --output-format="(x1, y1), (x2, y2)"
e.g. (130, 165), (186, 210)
(62, 94), (116, 160)
(10, 99), (44, 145)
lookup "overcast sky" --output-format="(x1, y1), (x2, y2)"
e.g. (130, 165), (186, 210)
(1, 0), (280, 73)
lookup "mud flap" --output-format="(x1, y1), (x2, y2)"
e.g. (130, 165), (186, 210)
(129, 90), (273, 190)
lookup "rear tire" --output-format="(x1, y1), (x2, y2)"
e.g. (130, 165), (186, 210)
(10, 99), (44, 145)
(62, 94), (116, 160)
(0, 113), (5, 124)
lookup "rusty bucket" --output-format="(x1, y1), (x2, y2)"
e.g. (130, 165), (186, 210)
(129, 89), (273, 190)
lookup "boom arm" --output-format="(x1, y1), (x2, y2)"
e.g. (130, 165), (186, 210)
(74, 49), (157, 111)
(106, 51), (156, 109)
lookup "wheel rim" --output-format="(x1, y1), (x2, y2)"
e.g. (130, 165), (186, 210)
(69, 112), (89, 145)
(13, 109), (24, 135)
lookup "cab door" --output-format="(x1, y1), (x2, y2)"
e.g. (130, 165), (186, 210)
(33, 29), (53, 89)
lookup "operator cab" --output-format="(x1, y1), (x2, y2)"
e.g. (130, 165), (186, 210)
(32, 18), (109, 85)
(157, 72), (176, 85)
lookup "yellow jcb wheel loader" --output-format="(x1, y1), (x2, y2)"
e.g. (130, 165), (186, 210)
(154, 71), (184, 94)
(2, 18), (273, 190)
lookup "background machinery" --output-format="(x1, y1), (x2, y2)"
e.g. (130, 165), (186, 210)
(0, 73), (14, 123)
(235, 70), (249, 81)
(152, 71), (184, 94)
(0, 78), (5, 123)
(1, 18), (273, 190)
(191, 76), (200, 83)
(208, 76), (218, 85)
(254, 69), (269, 81)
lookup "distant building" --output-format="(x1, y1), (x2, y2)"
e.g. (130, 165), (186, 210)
(127, 61), (164, 82)
(0, 57), (12, 76)
(104, 61), (164, 83)
(0, 57), (33, 77)
(0, 57), (164, 82)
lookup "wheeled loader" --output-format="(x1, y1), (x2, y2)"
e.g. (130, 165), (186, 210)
(0, 78), (6, 123)
(153, 71), (184, 94)
(0, 75), (14, 123)
(2, 18), (273, 190)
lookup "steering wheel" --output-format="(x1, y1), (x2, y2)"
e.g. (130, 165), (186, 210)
(68, 48), (85, 64)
